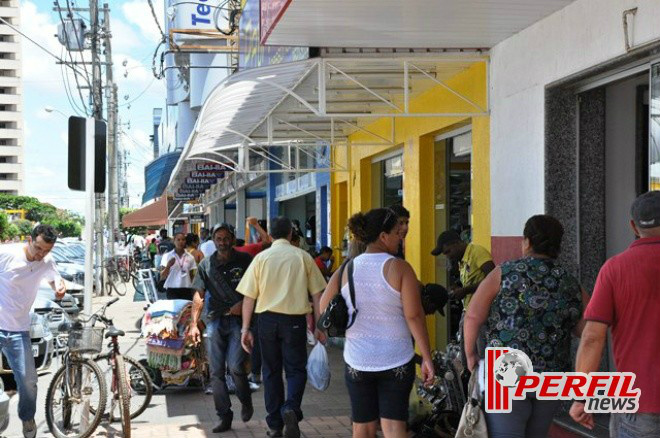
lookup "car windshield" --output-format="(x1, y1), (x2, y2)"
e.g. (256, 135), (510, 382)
(66, 244), (85, 258)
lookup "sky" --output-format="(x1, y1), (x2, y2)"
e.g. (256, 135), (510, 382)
(21, 0), (166, 213)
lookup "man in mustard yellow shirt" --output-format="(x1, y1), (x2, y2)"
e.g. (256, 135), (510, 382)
(431, 230), (494, 310)
(237, 217), (327, 438)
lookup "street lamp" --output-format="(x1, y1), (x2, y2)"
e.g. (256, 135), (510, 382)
(44, 106), (67, 117)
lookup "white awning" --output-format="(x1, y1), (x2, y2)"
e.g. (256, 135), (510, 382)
(263, 0), (575, 48)
(168, 54), (489, 198)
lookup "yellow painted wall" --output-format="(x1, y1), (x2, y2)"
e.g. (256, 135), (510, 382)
(330, 61), (491, 347)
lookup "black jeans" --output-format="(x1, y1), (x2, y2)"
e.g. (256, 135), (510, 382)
(206, 315), (252, 419)
(258, 312), (308, 430)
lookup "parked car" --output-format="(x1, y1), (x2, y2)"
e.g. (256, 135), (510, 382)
(37, 279), (81, 317)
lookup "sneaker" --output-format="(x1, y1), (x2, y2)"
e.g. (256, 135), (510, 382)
(248, 372), (262, 385)
(249, 381), (260, 391)
(205, 386), (213, 395)
(266, 429), (283, 437)
(22, 419), (36, 438)
(282, 409), (300, 438)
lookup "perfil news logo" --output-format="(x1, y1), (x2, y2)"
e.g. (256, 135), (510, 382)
(485, 348), (640, 414)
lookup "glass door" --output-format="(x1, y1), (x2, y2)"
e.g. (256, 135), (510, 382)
(650, 63), (660, 190)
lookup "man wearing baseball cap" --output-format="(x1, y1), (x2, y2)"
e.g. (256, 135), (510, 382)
(571, 191), (660, 435)
(431, 230), (494, 310)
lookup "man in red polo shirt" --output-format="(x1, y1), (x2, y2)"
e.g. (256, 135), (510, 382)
(570, 191), (660, 436)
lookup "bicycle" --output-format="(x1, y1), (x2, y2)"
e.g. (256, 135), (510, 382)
(92, 304), (153, 421)
(45, 298), (134, 438)
(105, 258), (128, 296)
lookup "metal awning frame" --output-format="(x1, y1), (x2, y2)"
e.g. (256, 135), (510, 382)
(168, 54), (489, 199)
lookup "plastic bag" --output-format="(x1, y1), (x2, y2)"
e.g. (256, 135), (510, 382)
(307, 343), (330, 391)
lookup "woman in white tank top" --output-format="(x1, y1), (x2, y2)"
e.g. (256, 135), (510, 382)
(320, 208), (434, 438)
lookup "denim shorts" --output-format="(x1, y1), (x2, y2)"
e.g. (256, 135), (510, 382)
(344, 359), (415, 423)
(611, 412), (660, 438)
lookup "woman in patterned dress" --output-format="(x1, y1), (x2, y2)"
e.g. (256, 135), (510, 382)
(463, 215), (590, 438)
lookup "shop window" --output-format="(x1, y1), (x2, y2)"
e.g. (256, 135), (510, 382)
(650, 63), (660, 190)
(381, 154), (403, 207)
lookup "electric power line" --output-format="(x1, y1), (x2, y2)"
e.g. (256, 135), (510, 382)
(147, 0), (166, 40)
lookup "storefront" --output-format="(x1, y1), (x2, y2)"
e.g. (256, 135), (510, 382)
(331, 59), (490, 348)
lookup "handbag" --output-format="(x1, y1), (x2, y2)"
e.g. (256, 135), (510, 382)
(455, 369), (488, 438)
(317, 259), (356, 337)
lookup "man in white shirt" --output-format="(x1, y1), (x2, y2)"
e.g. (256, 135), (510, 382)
(0, 224), (65, 438)
(160, 232), (197, 300)
(200, 225), (218, 258)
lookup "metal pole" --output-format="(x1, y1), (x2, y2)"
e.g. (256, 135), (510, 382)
(89, 0), (104, 294)
(84, 118), (96, 315)
(104, 4), (118, 260)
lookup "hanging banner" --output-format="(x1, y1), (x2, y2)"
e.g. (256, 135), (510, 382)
(185, 177), (215, 185)
(196, 162), (229, 171)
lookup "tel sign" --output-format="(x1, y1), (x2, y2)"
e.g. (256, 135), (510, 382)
(170, 0), (224, 29)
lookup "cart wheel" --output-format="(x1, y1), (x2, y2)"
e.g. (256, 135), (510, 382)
(138, 359), (162, 388)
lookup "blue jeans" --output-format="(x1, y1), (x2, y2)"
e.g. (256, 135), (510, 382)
(485, 394), (561, 438)
(611, 412), (660, 438)
(206, 316), (251, 419)
(0, 330), (37, 421)
(258, 312), (308, 431)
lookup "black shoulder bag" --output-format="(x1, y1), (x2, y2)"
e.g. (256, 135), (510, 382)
(317, 259), (357, 338)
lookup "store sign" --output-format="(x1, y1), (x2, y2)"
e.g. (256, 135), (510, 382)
(173, 195), (197, 201)
(180, 183), (210, 191)
(168, 0), (224, 31)
(196, 162), (228, 171)
(189, 213), (205, 223)
(185, 177), (215, 185)
(190, 170), (223, 179)
(239, 0), (309, 70)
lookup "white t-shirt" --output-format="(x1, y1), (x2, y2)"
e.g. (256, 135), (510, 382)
(132, 235), (145, 249)
(160, 249), (196, 289)
(0, 244), (61, 331)
(200, 240), (216, 258)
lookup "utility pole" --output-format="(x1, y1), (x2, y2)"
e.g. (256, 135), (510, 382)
(89, 0), (105, 293)
(103, 3), (118, 260)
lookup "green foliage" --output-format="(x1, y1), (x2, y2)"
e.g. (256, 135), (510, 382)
(14, 219), (33, 237)
(0, 195), (83, 238)
(0, 194), (57, 222)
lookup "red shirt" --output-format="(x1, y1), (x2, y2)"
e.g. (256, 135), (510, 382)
(315, 256), (326, 272)
(235, 242), (265, 258)
(584, 236), (660, 413)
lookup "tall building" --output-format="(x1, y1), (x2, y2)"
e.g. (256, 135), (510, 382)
(0, 0), (22, 195)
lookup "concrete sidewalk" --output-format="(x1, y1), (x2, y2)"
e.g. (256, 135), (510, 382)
(2, 292), (356, 438)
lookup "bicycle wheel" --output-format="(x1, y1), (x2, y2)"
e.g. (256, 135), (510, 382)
(105, 270), (118, 296)
(45, 359), (107, 438)
(126, 356), (153, 418)
(119, 267), (131, 284)
(115, 355), (132, 438)
(111, 276), (128, 296)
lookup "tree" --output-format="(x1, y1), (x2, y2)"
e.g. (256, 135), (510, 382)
(14, 219), (33, 237)
(0, 211), (9, 241)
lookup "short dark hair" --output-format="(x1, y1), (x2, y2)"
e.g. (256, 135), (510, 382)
(159, 229), (168, 237)
(523, 215), (564, 259)
(173, 232), (186, 240)
(320, 246), (332, 255)
(271, 216), (293, 240)
(31, 224), (57, 244)
(185, 233), (199, 246)
(390, 204), (410, 219)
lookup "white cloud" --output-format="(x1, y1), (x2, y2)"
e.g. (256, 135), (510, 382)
(122, 0), (165, 43)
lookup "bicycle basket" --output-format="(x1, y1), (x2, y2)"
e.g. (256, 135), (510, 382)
(67, 327), (104, 354)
